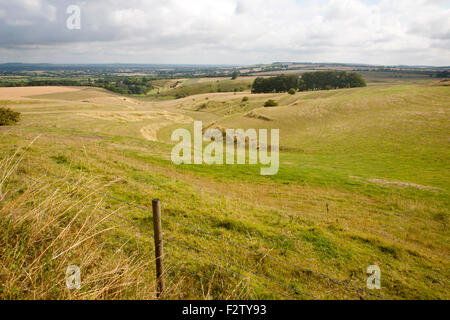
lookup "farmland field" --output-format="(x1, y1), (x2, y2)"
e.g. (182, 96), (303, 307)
(0, 77), (449, 300)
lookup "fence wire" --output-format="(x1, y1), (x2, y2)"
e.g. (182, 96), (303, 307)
(19, 172), (304, 300)
(164, 240), (298, 300)
(22, 165), (384, 300)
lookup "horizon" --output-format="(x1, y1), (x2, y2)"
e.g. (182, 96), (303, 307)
(1, 62), (449, 69)
(0, 0), (449, 306)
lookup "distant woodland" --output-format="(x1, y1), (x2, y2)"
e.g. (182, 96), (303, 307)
(251, 71), (367, 93)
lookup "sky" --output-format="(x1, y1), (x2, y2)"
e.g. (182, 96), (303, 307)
(0, 0), (449, 66)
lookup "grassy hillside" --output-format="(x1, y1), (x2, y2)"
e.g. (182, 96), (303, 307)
(151, 78), (254, 99)
(0, 81), (448, 300)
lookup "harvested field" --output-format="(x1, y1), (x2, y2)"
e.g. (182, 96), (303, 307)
(0, 86), (83, 99)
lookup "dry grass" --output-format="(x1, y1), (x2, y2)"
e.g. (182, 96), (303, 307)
(245, 110), (274, 122)
(0, 146), (194, 300)
(0, 87), (83, 100)
(1, 81), (449, 300)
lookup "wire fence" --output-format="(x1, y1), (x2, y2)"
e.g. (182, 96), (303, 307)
(16, 164), (385, 300)
(20, 172), (302, 300)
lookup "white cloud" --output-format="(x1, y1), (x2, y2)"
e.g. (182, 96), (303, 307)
(0, 0), (448, 65)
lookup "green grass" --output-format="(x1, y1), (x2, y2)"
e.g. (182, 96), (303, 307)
(153, 78), (254, 99)
(0, 78), (449, 300)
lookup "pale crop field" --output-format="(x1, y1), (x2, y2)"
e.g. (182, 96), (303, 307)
(0, 86), (84, 99)
(0, 79), (449, 300)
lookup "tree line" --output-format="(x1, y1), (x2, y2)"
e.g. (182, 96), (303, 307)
(436, 71), (449, 78)
(251, 75), (300, 93)
(0, 77), (154, 95)
(251, 71), (367, 93)
(94, 77), (154, 95)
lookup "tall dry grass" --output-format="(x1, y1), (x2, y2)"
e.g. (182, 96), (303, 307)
(0, 142), (256, 300)
(0, 145), (164, 300)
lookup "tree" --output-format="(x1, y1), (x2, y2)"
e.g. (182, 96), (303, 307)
(299, 71), (366, 91)
(231, 71), (239, 80)
(436, 71), (449, 78)
(252, 75), (300, 93)
(0, 107), (20, 126)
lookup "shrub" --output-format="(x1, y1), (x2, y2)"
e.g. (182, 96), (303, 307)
(196, 103), (207, 111)
(0, 107), (20, 126)
(264, 100), (278, 107)
(242, 96), (249, 102)
(288, 88), (296, 95)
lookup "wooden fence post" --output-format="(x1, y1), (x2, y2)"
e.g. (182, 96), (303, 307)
(152, 199), (165, 299)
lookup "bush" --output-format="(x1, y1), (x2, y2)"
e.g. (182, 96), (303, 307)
(288, 88), (296, 95)
(197, 103), (207, 110)
(0, 107), (20, 126)
(264, 100), (278, 107)
(242, 96), (249, 102)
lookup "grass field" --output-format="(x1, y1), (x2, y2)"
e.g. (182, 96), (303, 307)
(148, 78), (255, 99)
(0, 78), (449, 300)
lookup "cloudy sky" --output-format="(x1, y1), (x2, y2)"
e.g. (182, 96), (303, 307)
(0, 0), (449, 66)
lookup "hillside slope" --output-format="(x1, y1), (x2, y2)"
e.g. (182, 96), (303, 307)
(0, 81), (448, 300)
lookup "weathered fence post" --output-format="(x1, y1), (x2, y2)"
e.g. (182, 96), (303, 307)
(152, 199), (165, 299)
